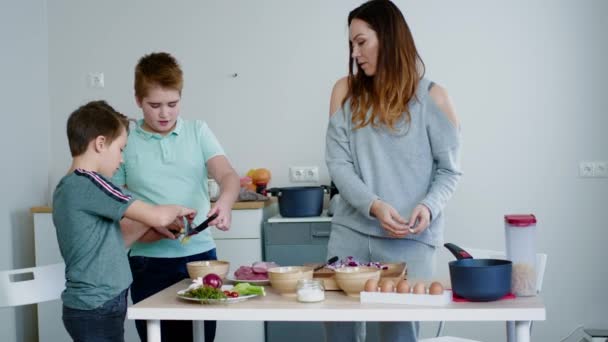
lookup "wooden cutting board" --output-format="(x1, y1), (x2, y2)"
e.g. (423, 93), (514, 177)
(308, 262), (407, 291)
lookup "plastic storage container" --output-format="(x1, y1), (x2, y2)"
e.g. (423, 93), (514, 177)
(504, 214), (537, 296)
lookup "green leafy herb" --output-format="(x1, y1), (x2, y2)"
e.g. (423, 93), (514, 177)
(184, 285), (227, 300)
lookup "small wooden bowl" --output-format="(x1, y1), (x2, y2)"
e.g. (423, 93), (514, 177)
(334, 266), (381, 297)
(186, 260), (230, 280)
(268, 266), (314, 296)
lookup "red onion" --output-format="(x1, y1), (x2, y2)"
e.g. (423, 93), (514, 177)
(203, 273), (223, 289)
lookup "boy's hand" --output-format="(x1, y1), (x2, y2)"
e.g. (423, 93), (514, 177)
(164, 217), (184, 233)
(151, 226), (177, 239)
(207, 201), (232, 231)
(179, 208), (197, 220)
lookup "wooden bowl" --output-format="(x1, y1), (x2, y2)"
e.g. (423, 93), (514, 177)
(186, 260), (230, 280)
(268, 266), (314, 296)
(334, 266), (381, 297)
(380, 262), (407, 280)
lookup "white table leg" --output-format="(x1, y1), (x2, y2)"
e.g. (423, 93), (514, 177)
(147, 320), (161, 342)
(193, 320), (204, 342)
(515, 321), (531, 342)
(507, 321), (516, 342)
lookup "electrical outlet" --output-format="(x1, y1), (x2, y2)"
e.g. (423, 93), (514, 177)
(579, 162), (594, 178)
(593, 161), (608, 177)
(289, 166), (319, 182)
(88, 72), (104, 88)
(579, 161), (608, 178)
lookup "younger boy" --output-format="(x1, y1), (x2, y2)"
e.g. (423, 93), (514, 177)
(53, 100), (196, 342)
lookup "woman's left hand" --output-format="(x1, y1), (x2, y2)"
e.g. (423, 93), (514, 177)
(207, 200), (232, 231)
(406, 204), (432, 234)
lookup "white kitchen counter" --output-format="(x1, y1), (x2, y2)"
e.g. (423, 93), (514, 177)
(129, 279), (545, 342)
(267, 210), (332, 223)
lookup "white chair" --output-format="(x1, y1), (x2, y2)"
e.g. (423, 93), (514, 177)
(0, 262), (65, 308)
(420, 249), (547, 342)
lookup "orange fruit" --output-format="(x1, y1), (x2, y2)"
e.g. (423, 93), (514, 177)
(252, 168), (271, 185)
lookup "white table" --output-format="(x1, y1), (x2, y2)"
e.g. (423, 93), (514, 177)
(128, 280), (545, 342)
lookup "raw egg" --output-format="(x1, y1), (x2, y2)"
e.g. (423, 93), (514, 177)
(412, 282), (426, 294)
(364, 278), (379, 292)
(396, 279), (410, 294)
(380, 279), (395, 293)
(428, 281), (444, 295)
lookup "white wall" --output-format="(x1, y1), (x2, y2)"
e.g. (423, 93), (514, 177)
(0, 0), (604, 341)
(0, 1), (50, 341)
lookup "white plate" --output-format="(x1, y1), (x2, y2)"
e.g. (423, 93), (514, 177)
(225, 274), (270, 285)
(177, 285), (257, 304)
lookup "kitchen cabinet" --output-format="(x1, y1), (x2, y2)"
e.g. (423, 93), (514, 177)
(31, 201), (274, 342)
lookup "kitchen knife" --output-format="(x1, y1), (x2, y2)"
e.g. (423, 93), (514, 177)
(186, 213), (219, 236)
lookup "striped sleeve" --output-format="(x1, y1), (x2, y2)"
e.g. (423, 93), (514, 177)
(75, 169), (132, 202)
(75, 169), (135, 221)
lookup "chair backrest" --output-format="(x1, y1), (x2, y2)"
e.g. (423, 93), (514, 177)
(0, 262), (65, 307)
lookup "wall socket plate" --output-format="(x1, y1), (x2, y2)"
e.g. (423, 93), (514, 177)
(579, 161), (608, 178)
(88, 72), (104, 88)
(289, 166), (319, 182)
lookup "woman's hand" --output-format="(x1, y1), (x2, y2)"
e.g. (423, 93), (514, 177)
(370, 199), (410, 238)
(406, 204), (432, 234)
(207, 200), (232, 231)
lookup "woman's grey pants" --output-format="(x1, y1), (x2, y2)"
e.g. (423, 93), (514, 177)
(324, 224), (436, 342)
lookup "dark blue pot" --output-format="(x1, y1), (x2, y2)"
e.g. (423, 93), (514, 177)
(268, 186), (327, 217)
(445, 243), (512, 301)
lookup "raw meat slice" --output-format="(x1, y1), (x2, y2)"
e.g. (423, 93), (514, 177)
(252, 261), (279, 274)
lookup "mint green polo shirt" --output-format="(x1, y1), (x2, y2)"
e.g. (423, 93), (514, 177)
(112, 118), (224, 258)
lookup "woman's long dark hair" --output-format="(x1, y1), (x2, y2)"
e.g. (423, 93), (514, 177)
(346, 0), (425, 130)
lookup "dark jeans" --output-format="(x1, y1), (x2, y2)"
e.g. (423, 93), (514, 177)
(129, 249), (218, 342)
(62, 289), (128, 342)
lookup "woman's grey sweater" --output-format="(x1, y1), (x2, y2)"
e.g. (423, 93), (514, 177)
(325, 78), (462, 247)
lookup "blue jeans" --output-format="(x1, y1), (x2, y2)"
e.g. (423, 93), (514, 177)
(63, 289), (128, 342)
(129, 249), (218, 342)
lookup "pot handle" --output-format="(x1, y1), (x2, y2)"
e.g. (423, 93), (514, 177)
(267, 187), (281, 197)
(444, 243), (473, 260)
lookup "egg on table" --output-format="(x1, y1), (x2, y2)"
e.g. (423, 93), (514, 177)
(412, 282), (426, 294)
(428, 281), (444, 295)
(396, 279), (410, 294)
(364, 278), (379, 292)
(380, 279), (395, 293)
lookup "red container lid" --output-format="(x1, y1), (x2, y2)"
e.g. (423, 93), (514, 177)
(504, 214), (536, 227)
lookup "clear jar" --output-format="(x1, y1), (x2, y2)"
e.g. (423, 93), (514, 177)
(505, 214), (537, 296)
(296, 279), (325, 303)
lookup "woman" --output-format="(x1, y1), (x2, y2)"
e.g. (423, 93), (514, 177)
(325, 1), (462, 341)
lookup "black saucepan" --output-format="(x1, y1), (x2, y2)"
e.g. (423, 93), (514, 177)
(445, 243), (512, 302)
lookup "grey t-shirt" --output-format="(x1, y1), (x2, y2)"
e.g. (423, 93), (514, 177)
(52, 168), (134, 310)
(326, 78), (462, 247)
